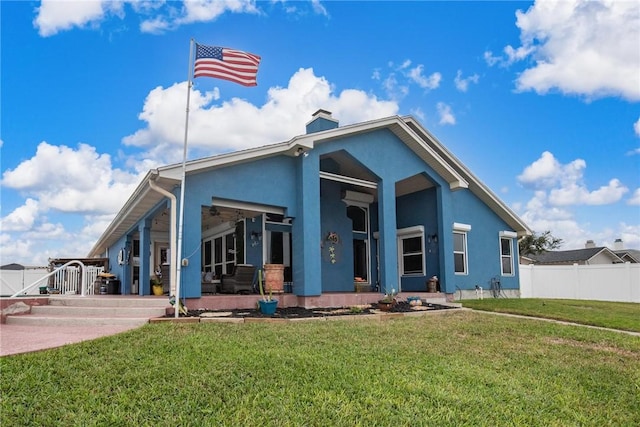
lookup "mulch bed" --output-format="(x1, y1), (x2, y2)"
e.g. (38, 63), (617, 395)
(171, 301), (457, 319)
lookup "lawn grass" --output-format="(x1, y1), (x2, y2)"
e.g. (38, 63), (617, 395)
(2, 311), (639, 426)
(461, 298), (640, 332)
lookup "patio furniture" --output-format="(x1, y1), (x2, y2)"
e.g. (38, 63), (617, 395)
(201, 271), (220, 294)
(220, 264), (256, 294)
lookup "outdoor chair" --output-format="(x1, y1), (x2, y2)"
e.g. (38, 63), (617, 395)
(220, 264), (256, 294)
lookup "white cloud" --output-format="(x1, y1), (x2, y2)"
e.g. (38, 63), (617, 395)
(549, 179), (628, 206)
(483, 51), (501, 67)
(310, 0), (328, 17)
(0, 234), (39, 265)
(140, 0), (260, 34)
(487, 0), (640, 101)
(454, 70), (479, 92)
(407, 65), (441, 90)
(0, 199), (40, 232)
(123, 67), (399, 161)
(34, 0), (124, 37)
(379, 73), (409, 102)
(628, 189), (640, 206)
(436, 102), (455, 126)
(1, 142), (143, 214)
(627, 118), (640, 155)
(518, 190), (587, 249)
(518, 151), (580, 188)
(518, 151), (628, 205)
(33, 0), (329, 37)
(410, 106), (425, 122)
(33, 0), (267, 36)
(375, 61), (441, 100)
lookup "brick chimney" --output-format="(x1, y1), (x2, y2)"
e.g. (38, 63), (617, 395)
(306, 109), (339, 134)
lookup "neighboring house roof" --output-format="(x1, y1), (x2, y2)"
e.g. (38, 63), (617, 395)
(614, 249), (640, 263)
(88, 114), (531, 258)
(527, 247), (625, 265)
(0, 263), (25, 270)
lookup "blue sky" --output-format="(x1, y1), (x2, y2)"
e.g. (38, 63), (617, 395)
(1, 0), (639, 266)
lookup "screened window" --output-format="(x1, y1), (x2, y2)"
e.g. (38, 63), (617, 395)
(500, 237), (514, 276)
(453, 231), (468, 274)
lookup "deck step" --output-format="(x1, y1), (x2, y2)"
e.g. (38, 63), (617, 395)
(6, 315), (151, 327)
(4, 296), (169, 327)
(47, 296), (169, 308)
(31, 305), (166, 317)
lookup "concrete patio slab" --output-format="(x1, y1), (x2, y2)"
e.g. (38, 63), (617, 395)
(0, 324), (143, 357)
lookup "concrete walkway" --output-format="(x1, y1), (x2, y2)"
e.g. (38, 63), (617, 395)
(474, 310), (640, 337)
(0, 324), (143, 357)
(2, 309), (638, 357)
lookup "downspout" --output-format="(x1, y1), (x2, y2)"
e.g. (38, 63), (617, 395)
(149, 173), (177, 296)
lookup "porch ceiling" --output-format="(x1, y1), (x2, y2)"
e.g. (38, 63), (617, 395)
(202, 205), (263, 231)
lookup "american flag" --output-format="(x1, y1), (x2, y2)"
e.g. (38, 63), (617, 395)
(193, 44), (261, 87)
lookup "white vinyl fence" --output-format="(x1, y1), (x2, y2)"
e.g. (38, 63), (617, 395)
(519, 263), (640, 303)
(1, 264), (105, 296)
(0, 268), (49, 296)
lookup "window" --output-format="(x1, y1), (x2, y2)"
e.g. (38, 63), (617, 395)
(202, 228), (237, 278)
(347, 206), (367, 232)
(202, 240), (212, 272)
(397, 226), (425, 276)
(453, 231), (468, 274)
(500, 237), (514, 276)
(348, 205), (370, 282)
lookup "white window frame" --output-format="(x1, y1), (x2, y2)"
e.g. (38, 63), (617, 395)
(202, 224), (237, 276)
(453, 223), (471, 275)
(347, 204), (371, 284)
(499, 231), (516, 276)
(263, 214), (292, 268)
(397, 226), (425, 277)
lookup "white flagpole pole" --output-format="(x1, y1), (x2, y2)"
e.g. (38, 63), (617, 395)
(175, 38), (195, 318)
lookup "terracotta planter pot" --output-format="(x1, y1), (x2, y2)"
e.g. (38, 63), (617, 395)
(377, 300), (395, 311)
(263, 264), (284, 294)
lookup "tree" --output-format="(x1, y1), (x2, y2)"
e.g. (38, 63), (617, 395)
(519, 231), (563, 256)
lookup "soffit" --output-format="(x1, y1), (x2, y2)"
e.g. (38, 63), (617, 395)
(87, 175), (179, 257)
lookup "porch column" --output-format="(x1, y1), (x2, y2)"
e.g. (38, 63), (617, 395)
(180, 182), (202, 298)
(293, 150), (322, 296)
(138, 219), (151, 296)
(377, 178), (398, 294)
(436, 185), (454, 294)
(123, 234), (133, 295)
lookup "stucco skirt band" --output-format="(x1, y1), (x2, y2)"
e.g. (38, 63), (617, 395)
(263, 264), (284, 294)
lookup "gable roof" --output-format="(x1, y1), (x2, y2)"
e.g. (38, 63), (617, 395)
(528, 247), (624, 265)
(614, 249), (640, 263)
(88, 114), (530, 257)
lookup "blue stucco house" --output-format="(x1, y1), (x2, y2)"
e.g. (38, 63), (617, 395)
(88, 110), (530, 304)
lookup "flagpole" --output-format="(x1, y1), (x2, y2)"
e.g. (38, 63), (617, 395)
(174, 38), (195, 318)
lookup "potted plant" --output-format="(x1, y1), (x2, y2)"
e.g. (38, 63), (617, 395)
(257, 269), (278, 315)
(377, 288), (398, 311)
(151, 275), (163, 296)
